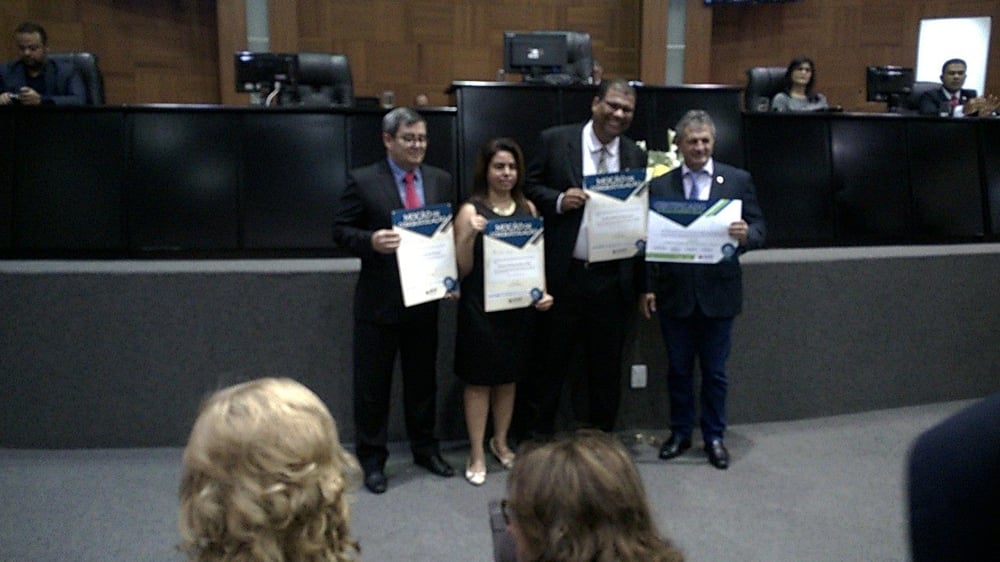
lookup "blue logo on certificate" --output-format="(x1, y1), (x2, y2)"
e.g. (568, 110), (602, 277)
(485, 216), (544, 248)
(392, 203), (454, 237)
(584, 169), (648, 201)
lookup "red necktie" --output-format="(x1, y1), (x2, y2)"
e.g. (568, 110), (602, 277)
(403, 171), (420, 209)
(949, 93), (959, 110)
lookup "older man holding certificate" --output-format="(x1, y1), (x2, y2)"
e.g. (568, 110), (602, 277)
(640, 109), (766, 470)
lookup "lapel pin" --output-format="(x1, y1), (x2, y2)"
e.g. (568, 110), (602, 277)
(716, 175), (724, 184)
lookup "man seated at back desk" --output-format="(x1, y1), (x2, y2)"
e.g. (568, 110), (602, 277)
(918, 58), (998, 117)
(0, 21), (86, 106)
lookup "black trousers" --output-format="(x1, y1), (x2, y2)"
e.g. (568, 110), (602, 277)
(352, 306), (440, 472)
(523, 259), (628, 435)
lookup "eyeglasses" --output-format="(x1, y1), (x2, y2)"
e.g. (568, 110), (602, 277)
(602, 99), (634, 114)
(396, 134), (428, 145)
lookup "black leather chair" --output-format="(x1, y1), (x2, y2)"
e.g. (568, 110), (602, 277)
(563, 31), (594, 84)
(48, 52), (105, 105)
(902, 81), (940, 114)
(744, 66), (786, 112)
(521, 30), (593, 85)
(280, 53), (353, 107)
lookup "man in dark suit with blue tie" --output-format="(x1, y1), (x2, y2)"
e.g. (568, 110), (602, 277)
(640, 109), (766, 469)
(522, 78), (647, 436)
(333, 107), (456, 493)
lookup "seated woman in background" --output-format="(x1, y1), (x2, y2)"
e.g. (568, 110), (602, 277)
(771, 56), (829, 112)
(504, 430), (685, 562)
(179, 377), (361, 562)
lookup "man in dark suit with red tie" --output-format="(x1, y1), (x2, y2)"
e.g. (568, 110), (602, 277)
(640, 109), (766, 470)
(333, 107), (455, 494)
(918, 58), (978, 116)
(521, 78), (647, 436)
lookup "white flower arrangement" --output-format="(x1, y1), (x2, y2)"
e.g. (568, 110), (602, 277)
(636, 129), (681, 179)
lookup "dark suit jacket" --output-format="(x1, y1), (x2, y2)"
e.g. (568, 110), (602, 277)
(524, 123), (647, 296)
(918, 87), (977, 116)
(908, 392), (1000, 562)
(0, 59), (87, 105)
(646, 161), (766, 318)
(333, 159), (455, 324)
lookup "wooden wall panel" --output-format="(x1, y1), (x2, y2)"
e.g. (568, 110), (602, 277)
(641, 0), (669, 84)
(707, 0), (1000, 113)
(269, 0), (642, 107)
(684, 0), (713, 84)
(5, 1), (995, 112)
(216, 0), (246, 105)
(4, 1), (640, 107)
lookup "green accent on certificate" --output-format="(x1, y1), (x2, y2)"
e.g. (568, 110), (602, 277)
(646, 198), (742, 263)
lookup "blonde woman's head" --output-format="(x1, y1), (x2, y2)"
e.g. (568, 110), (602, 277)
(179, 377), (360, 562)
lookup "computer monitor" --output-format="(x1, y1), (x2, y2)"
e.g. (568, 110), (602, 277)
(503, 32), (568, 82)
(502, 31), (593, 84)
(234, 52), (298, 93)
(866, 66), (915, 110)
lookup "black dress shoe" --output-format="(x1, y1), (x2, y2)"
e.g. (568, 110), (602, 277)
(414, 453), (455, 477)
(364, 469), (387, 494)
(658, 433), (692, 460)
(704, 439), (729, 470)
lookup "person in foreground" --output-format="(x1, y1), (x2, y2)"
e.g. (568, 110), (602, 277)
(770, 56), (828, 112)
(520, 78), (646, 437)
(454, 138), (554, 486)
(332, 107), (456, 494)
(178, 377), (361, 562)
(0, 21), (87, 106)
(504, 430), (684, 562)
(640, 110), (766, 470)
(908, 392), (1000, 562)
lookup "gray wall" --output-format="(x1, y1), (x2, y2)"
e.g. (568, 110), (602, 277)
(3, 246), (999, 448)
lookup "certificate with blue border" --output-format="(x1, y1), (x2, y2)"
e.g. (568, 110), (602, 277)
(483, 216), (545, 313)
(392, 203), (458, 307)
(646, 198), (742, 263)
(583, 168), (649, 262)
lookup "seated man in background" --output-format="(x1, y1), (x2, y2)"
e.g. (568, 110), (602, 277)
(179, 377), (362, 561)
(0, 21), (87, 106)
(918, 58), (977, 117)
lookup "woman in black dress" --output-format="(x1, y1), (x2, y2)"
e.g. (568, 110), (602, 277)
(454, 138), (553, 486)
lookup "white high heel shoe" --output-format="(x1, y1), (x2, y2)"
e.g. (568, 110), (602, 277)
(489, 437), (516, 470)
(465, 459), (486, 486)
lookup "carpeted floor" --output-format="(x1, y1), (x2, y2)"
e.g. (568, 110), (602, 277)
(0, 399), (973, 562)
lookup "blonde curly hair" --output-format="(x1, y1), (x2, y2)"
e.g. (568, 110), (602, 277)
(179, 377), (361, 561)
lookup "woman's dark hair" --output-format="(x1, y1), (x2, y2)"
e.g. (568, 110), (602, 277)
(783, 56), (819, 102)
(470, 137), (528, 209)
